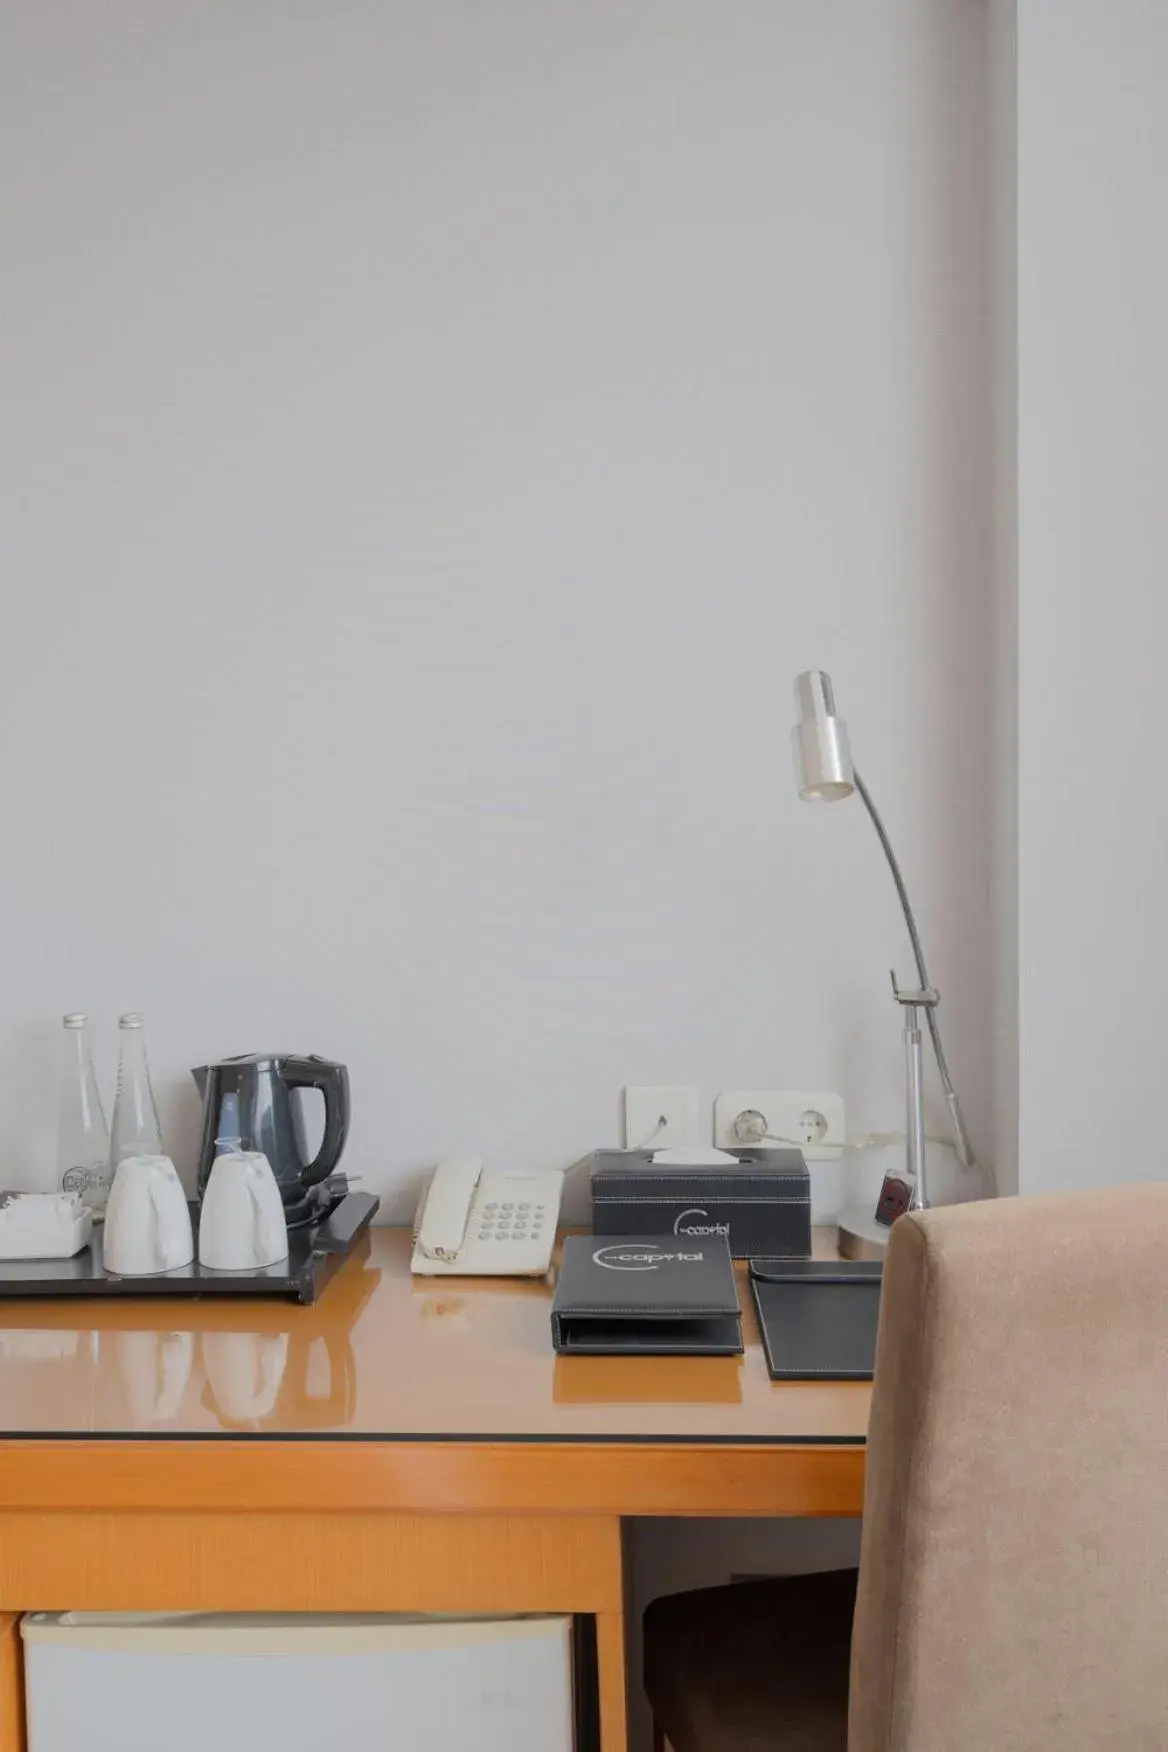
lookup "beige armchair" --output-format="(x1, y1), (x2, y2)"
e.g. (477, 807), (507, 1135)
(644, 1183), (1168, 1750)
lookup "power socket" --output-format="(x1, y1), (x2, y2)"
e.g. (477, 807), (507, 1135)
(713, 1090), (846, 1161)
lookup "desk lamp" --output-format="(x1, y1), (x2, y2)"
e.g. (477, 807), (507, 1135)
(791, 671), (977, 1249)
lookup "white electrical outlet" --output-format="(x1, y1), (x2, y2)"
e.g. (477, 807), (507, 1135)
(623, 1086), (700, 1151)
(713, 1090), (846, 1161)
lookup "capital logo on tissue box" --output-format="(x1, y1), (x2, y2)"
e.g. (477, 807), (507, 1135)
(672, 1207), (730, 1238)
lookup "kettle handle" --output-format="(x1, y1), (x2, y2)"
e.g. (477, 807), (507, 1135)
(283, 1060), (350, 1182)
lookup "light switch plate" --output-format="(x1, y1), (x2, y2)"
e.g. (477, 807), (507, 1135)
(623, 1086), (700, 1151)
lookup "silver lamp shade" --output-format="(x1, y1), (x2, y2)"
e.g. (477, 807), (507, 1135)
(792, 671), (854, 802)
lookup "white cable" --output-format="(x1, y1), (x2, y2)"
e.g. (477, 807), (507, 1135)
(634, 1114), (669, 1150)
(732, 1108), (962, 1158)
(848, 1130), (963, 1158)
(732, 1110), (805, 1149)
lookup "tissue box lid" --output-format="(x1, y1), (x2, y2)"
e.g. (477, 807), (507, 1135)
(590, 1148), (808, 1199)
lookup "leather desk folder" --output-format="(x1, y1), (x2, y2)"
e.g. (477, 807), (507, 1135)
(750, 1259), (883, 1380)
(552, 1235), (743, 1356)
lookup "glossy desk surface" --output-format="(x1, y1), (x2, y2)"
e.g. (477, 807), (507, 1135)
(0, 1227), (871, 1444)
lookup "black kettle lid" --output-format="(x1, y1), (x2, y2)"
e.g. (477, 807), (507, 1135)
(194, 1052), (348, 1075)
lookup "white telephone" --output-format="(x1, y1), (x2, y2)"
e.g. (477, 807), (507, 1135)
(410, 1154), (564, 1277)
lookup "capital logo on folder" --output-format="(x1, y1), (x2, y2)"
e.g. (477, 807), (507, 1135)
(592, 1245), (704, 1271)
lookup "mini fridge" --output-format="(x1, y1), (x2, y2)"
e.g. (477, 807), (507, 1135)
(22, 1611), (577, 1752)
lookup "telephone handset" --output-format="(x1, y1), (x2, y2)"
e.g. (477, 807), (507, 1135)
(410, 1154), (563, 1277)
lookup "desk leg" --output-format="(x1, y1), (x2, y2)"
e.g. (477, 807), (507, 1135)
(0, 1615), (24, 1752)
(597, 1607), (628, 1752)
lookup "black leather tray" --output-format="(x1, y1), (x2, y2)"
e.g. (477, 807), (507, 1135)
(0, 1193), (379, 1305)
(750, 1259), (883, 1380)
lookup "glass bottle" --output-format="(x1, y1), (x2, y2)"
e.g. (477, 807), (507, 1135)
(57, 1014), (112, 1214)
(109, 1012), (164, 1177)
(214, 1089), (242, 1158)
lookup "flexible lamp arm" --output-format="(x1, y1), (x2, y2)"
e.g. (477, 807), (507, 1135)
(852, 769), (976, 1173)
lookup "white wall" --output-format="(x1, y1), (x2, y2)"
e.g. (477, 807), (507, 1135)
(1016, 0), (1168, 1194)
(990, 0), (1019, 1196)
(0, 0), (993, 1216)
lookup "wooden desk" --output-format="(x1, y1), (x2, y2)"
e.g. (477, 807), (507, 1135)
(0, 1230), (869, 1750)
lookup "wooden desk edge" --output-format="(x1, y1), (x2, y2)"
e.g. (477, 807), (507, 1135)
(0, 1438), (864, 1516)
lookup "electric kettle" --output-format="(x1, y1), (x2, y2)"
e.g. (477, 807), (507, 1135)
(192, 1055), (350, 1224)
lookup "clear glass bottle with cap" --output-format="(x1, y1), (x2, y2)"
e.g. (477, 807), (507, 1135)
(57, 1014), (112, 1214)
(108, 1012), (164, 1177)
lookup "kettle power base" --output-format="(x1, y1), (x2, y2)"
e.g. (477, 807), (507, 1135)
(0, 1192), (379, 1305)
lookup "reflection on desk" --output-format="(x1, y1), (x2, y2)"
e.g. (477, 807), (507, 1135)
(553, 1355), (743, 1407)
(0, 1242), (382, 1436)
(0, 1230), (869, 1445)
(111, 1328), (197, 1423)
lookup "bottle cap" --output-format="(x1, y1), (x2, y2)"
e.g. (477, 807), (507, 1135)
(62, 1014), (86, 1028)
(118, 1012), (145, 1029)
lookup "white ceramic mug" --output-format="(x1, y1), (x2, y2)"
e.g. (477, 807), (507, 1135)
(103, 1155), (195, 1277)
(202, 1329), (289, 1423)
(198, 1151), (288, 1271)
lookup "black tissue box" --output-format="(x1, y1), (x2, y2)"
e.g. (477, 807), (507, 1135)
(590, 1148), (811, 1260)
(551, 1233), (743, 1355)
